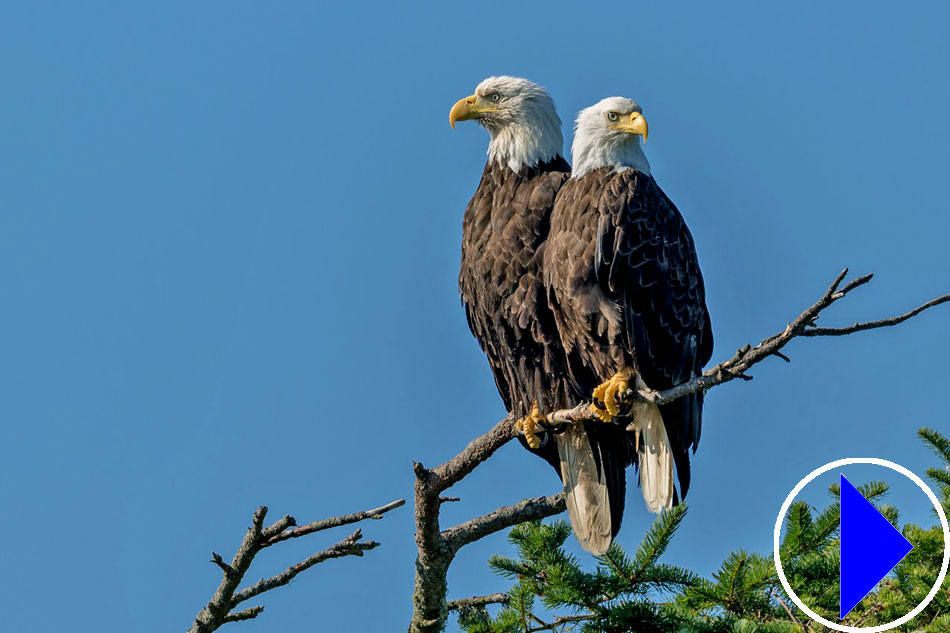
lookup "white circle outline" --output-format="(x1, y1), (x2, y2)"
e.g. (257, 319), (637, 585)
(773, 457), (950, 633)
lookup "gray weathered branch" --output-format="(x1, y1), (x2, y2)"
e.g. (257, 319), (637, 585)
(264, 498), (405, 546)
(409, 268), (947, 633)
(409, 419), (565, 633)
(230, 529), (377, 606)
(526, 613), (596, 632)
(221, 606), (264, 624)
(442, 494), (567, 551)
(189, 498), (403, 633)
(447, 593), (510, 611)
(547, 269), (948, 423)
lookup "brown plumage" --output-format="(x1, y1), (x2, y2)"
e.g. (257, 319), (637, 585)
(457, 146), (633, 556)
(545, 166), (713, 524)
(459, 157), (574, 470)
(453, 80), (709, 555)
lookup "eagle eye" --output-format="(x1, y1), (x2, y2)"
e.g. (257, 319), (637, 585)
(606, 111), (619, 123)
(489, 92), (501, 103)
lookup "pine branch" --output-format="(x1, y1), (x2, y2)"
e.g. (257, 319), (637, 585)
(632, 563), (700, 594)
(781, 502), (814, 556)
(725, 552), (753, 608)
(920, 428), (950, 466)
(629, 505), (688, 581)
(857, 480), (890, 503)
(926, 467), (950, 491)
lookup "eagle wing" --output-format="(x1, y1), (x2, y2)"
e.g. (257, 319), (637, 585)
(595, 170), (713, 496)
(459, 160), (572, 418)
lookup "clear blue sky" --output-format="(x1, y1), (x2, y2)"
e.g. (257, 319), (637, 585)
(1, 2), (948, 631)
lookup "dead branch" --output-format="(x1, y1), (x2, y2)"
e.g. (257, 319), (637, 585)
(264, 498), (405, 546)
(548, 269), (949, 420)
(221, 607), (264, 624)
(772, 588), (809, 632)
(442, 494), (566, 551)
(409, 268), (947, 633)
(447, 593), (510, 611)
(409, 422), (565, 633)
(230, 529), (376, 605)
(189, 498), (403, 633)
(526, 613), (597, 632)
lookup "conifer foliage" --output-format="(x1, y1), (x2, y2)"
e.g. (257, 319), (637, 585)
(459, 428), (950, 632)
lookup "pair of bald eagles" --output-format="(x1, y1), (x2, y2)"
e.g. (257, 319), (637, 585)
(451, 76), (713, 554)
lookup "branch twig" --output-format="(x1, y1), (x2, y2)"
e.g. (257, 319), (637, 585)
(189, 499), (403, 633)
(442, 494), (566, 551)
(800, 294), (949, 337)
(264, 498), (405, 546)
(772, 588), (808, 631)
(231, 529), (378, 606)
(526, 613), (596, 632)
(221, 606), (264, 624)
(546, 270), (948, 422)
(447, 593), (510, 611)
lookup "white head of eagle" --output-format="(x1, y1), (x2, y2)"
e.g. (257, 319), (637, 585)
(571, 96), (651, 179)
(449, 76), (563, 172)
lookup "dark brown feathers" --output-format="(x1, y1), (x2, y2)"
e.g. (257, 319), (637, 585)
(459, 157), (573, 469)
(545, 167), (713, 500)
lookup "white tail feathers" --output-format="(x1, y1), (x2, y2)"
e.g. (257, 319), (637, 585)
(630, 401), (674, 513)
(556, 424), (612, 555)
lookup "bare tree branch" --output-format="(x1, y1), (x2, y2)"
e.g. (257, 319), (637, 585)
(428, 415), (522, 492)
(447, 594), (510, 611)
(409, 268), (948, 633)
(231, 529), (378, 606)
(772, 588), (809, 632)
(264, 498), (405, 546)
(442, 494), (566, 551)
(190, 507), (268, 633)
(526, 613), (596, 632)
(800, 294), (950, 337)
(210, 552), (234, 576)
(260, 515), (296, 540)
(409, 419), (564, 633)
(547, 269), (949, 420)
(221, 606), (264, 624)
(189, 499), (403, 633)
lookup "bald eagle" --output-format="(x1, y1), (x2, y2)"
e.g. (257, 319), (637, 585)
(451, 76), (573, 473)
(544, 97), (713, 553)
(451, 78), (639, 556)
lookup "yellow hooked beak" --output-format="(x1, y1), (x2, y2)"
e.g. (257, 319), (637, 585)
(449, 95), (495, 129)
(614, 111), (649, 141)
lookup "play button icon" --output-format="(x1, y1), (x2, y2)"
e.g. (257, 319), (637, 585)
(775, 458), (950, 632)
(839, 474), (914, 619)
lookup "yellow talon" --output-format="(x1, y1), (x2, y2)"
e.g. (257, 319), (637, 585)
(517, 402), (545, 449)
(590, 370), (633, 423)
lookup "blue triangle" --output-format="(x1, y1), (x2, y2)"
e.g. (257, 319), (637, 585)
(839, 474), (914, 619)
